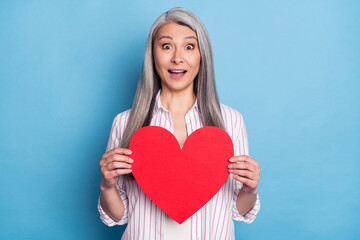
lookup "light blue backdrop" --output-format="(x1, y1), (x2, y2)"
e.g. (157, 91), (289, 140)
(1, 1), (359, 239)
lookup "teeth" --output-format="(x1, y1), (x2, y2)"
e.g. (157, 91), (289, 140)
(169, 70), (186, 73)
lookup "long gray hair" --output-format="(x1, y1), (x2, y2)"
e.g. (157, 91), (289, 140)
(121, 7), (225, 148)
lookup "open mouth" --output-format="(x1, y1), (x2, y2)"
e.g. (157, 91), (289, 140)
(168, 69), (187, 79)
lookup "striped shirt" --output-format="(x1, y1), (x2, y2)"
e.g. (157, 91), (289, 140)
(98, 91), (260, 240)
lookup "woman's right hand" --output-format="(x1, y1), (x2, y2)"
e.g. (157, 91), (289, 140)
(99, 148), (133, 191)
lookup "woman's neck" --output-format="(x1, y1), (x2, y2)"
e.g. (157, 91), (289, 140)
(160, 89), (196, 115)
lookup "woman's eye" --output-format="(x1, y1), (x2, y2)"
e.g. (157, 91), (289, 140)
(186, 44), (194, 50)
(162, 44), (171, 50)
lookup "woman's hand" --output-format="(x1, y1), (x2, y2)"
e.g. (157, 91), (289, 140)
(99, 148), (133, 191)
(228, 156), (260, 194)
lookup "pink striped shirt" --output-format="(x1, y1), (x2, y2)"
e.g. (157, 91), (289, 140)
(98, 92), (260, 239)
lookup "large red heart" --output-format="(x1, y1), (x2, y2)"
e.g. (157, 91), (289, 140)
(129, 126), (233, 224)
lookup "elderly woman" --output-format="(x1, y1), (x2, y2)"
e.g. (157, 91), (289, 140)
(98, 7), (260, 240)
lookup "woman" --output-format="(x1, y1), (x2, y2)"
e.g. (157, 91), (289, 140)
(98, 7), (260, 240)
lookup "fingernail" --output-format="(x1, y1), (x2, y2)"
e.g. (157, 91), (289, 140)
(228, 164), (233, 168)
(129, 158), (134, 163)
(229, 158), (234, 162)
(127, 150), (132, 154)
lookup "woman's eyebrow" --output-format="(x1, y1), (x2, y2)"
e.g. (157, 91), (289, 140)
(158, 35), (173, 40)
(184, 36), (197, 40)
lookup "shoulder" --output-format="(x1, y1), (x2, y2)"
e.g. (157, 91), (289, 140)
(106, 109), (132, 152)
(220, 103), (245, 124)
(113, 109), (131, 122)
(220, 103), (246, 140)
(111, 109), (132, 132)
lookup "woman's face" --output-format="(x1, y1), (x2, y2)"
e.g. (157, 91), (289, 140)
(153, 22), (201, 94)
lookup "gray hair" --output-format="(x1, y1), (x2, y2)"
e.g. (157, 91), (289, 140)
(120, 7), (225, 148)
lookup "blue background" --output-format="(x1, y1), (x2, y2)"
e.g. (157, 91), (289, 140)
(1, 0), (359, 239)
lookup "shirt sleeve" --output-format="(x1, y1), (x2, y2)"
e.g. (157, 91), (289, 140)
(98, 111), (130, 226)
(231, 110), (261, 223)
(98, 180), (129, 226)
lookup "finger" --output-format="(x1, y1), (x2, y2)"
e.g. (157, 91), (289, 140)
(112, 154), (133, 163)
(102, 148), (132, 159)
(104, 168), (133, 179)
(229, 169), (258, 180)
(100, 154), (133, 167)
(229, 155), (258, 166)
(103, 161), (132, 171)
(232, 175), (258, 189)
(229, 155), (259, 168)
(113, 168), (132, 177)
(228, 162), (256, 172)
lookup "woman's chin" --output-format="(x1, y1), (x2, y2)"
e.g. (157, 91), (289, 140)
(161, 79), (194, 93)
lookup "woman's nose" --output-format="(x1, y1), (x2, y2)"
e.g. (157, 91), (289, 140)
(171, 48), (183, 64)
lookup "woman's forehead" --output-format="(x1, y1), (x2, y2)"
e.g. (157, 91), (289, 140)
(155, 22), (197, 40)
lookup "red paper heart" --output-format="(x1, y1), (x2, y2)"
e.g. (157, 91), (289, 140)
(129, 126), (234, 224)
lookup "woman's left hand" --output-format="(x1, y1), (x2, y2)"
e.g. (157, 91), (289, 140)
(228, 156), (260, 194)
